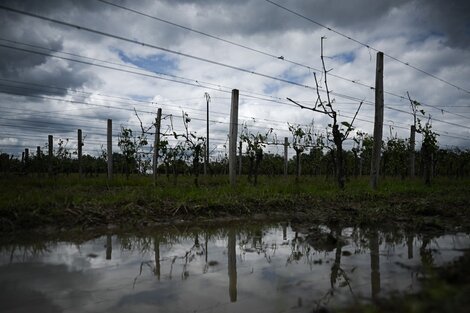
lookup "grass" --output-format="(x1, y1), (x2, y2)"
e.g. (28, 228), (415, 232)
(0, 173), (469, 232)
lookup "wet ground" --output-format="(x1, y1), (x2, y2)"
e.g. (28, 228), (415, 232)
(1, 222), (469, 313)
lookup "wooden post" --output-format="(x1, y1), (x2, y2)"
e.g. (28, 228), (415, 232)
(153, 108), (162, 185)
(370, 52), (384, 189)
(205, 93), (211, 176)
(48, 135), (53, 177)
(36, 146), (41, 158)
(107, 119), (113, 180)
(78, 129), (83, 179)
(409, 125), (415, 177)
(238, 140), (242, 175)
(24, 148), (29, 162)
(229, 89), (239, 186)
(284, 137), (288, 176)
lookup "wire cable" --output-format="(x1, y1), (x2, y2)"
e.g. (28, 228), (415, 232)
(264, 0), (470, 95)
(0, 5), (320, 91)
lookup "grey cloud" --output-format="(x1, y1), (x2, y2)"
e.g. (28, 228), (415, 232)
(0, 0), (104, 15)
(0, 1), (104, 96)
(414, 0), (470, 48)
(154, 0), (408, 35)
(152, 0), (469, 51)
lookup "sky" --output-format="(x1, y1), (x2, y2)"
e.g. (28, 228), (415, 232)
(0, 0), (469, 160)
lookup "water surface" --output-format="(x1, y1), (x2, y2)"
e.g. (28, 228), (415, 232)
(1, 223), (469, 312)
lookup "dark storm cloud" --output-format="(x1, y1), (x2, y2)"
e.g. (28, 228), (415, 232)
(0, 0), (102, 15)
(155, 0), (469, 49)
(0, 0), (105, 96)
(155, 0), (408, 35)
(415, 0), (470, 48)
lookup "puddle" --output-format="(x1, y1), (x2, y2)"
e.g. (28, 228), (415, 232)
(0, 223), (469, 312)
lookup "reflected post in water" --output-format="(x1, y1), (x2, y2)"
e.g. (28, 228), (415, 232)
(106, 235), (112, 260)
(407, 235), (414, 259)
(228, 230), (237, 302)
(370, 230), (381, 299)
(154, 236), (161, 280)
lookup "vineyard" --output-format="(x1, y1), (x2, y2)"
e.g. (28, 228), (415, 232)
(2, 96), (470, 186)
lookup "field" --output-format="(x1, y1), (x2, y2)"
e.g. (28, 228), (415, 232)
(1, 174), (469, 233)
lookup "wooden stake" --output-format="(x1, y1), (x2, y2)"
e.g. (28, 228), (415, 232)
(284, 137), (288, 176)
(229, 89), (239, 186)
(153, 108), (162, 185)
(107, 119), (113, 180)
(238, 140), (242, 175)
(409, 125), (415, 177)
(205, 93), (211, 176)
(370, 52), (384, 189)
(78, 129), (82, 179)
(48, 135), (53, 177)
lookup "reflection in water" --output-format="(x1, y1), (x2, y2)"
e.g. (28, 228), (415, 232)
(106, 234), (112, 260)
(407, 234), (414, 259)
(330, 226), (344, 290)
(153, 236), (160, 280)
(369, 230), (381, 300)
(0, 224), (469, 313)
(420, 236), (435, 268)
(228, 230), (237, 302)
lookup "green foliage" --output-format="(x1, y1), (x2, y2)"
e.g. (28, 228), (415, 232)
(240, 124), (272, 185)
(171, 111), (206, 187)
(288, 122), (313, 154)
(383, 136), (408, 178)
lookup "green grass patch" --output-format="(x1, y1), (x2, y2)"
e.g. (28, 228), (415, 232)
(0, 174), (469, 232)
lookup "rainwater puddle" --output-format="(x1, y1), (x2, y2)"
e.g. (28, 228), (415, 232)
(1, 223), (469, 313)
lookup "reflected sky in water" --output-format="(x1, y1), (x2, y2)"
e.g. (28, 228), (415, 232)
(1, 224), (469, 313)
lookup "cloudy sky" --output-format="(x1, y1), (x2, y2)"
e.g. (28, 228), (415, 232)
(0, 0), (469, 159)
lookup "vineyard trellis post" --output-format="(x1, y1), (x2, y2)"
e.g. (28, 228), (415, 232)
(205, 92), (211, 176)
(24, 148), (29, 173)
(229, 89), (239, 186)
(78, 129), (82, 179)
(284, 137), (288, 176)
(370, 51), (384, 190)
(238, 140), (242, 175)
(107, 119), (113, 180)
(153, 108), (162, 186)
(48, 134), (53, 177)
(409, 125), (416, 177)
(407, 91), (418, 178)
